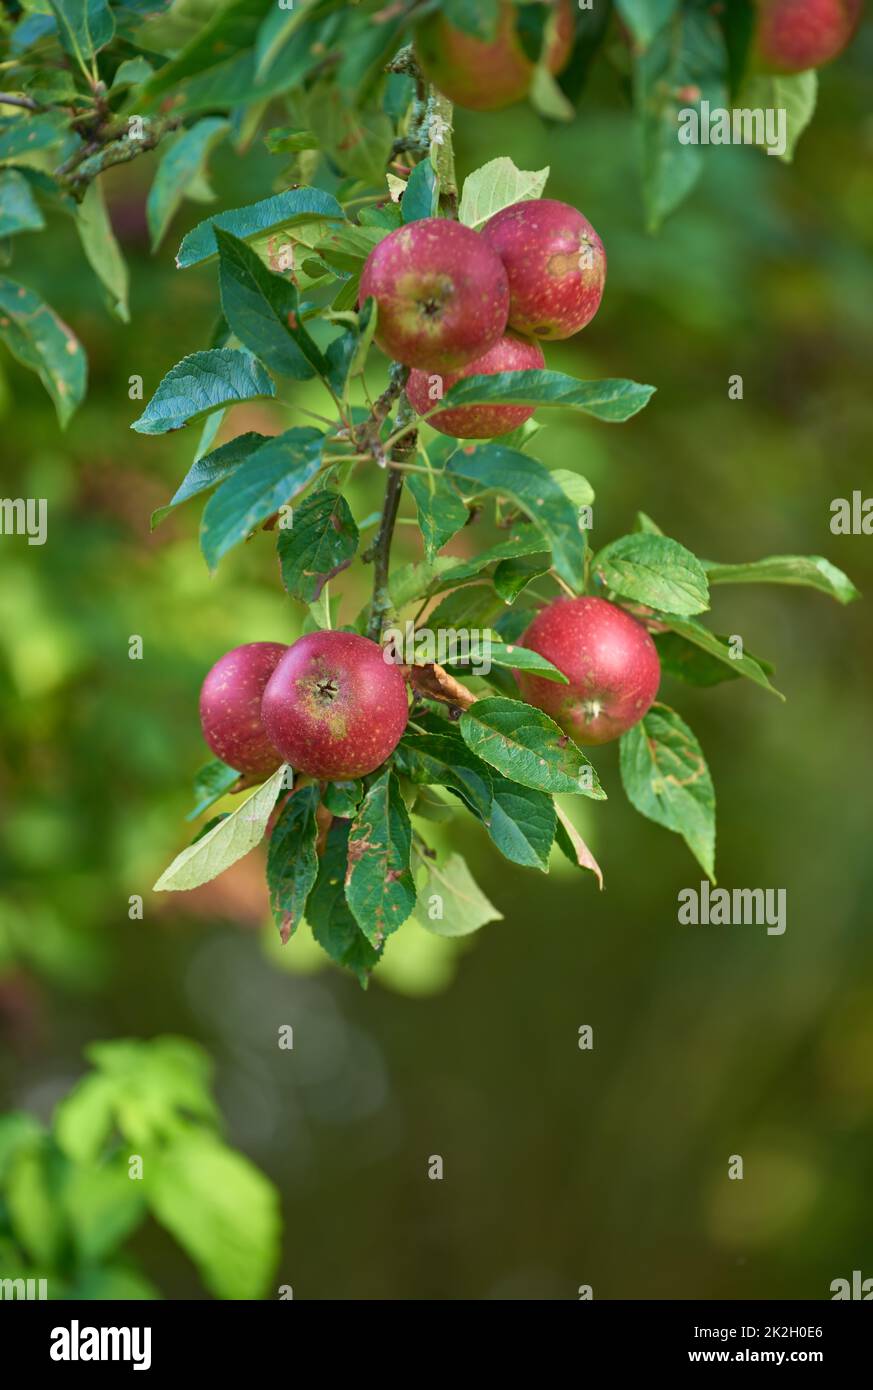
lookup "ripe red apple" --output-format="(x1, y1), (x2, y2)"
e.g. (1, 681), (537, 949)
(261, 631), (409, 779)
(480, 198), (606, 340)
(516, 596), (660, 746)
(199, 642), (287, 776)
(414, 0), (574, 111)
(753, 0), (862, 73)
(405, 331), (545, 438)
(359, 219), (509, 371)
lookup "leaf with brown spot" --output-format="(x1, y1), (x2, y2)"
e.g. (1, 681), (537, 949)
(346, 771), (415, 945)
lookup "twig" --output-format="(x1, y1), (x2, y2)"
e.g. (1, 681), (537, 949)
(366, 398), (417, 641)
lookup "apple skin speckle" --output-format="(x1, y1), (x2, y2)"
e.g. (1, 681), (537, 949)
(481, 199), (606, 341)
(199, 642), (289, 776)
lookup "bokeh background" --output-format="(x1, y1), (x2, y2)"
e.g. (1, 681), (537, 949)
(2, 25), (872, 1300)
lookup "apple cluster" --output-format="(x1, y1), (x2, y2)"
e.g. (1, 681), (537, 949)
(359, 198), (607, 439)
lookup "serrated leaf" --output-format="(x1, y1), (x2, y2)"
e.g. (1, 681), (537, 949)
(147, 117), (229, 251)
(430, 532), (553, 593)
(321, 780), (363, 817)
(216, 227), (327, 380)
(266, 784), (319, 944)
(277, 490), (358, 603)
(427, 583), (505, 632)
(493, 552), (550, 603)
(594, 533), (710, 616)
(0, 275), (86, 426)
(307, 820), (382, 985)
(655, 617), (783, 698)
(406, 467), (469, 560)
(477, 634), (568, 683)
(154, 765), (286, 892)
(619, 703), (715, 880)
(76, 180), (129, 322)
(554, 803), (603, 888)
(176, 187), (344, 269)
(446, 444), (585, 591)
(201, 427), (323, 572)
(152, 432), (269, 528)
(396, 733), (493, 818)
(458, 156), (549, 229)
(413, 848), (502, 937)
(460, 697), (604, 798)
(442, 371), (654, 423)
(484, 774), (555, 872)
(346, 771), (416, 944)
(735, 70), (817, 162)
(132, 349), (274, 435)
(703, 554), (859, 605)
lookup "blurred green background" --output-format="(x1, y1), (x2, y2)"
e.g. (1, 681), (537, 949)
(2, 29), (872, 1300)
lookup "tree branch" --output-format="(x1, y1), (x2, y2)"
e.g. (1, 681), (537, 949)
(367, 398), (417, 641)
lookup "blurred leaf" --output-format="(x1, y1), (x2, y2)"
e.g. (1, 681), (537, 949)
(307, 83), (394, 184)
(76, 180), (129, 322)
(216, 227), (327, 380)
(0, 1113), (44, 1181)
(620, 702), (716, 880)
(439, 0), (500, 39)
(48, 0), (114, 69)
(442, 371), (655, 422)
(704, 555), (860, 605)
(551, 468), (595, 508)
(529, 66), (574, 121)
(5, 1143), (64, 1266)
(594, 533), (710, 616)
(460, 697), (605, 798)
(145, 1129), (280, 1300)
(68, 1265), (161, 1300)
(110, 56), (154, 89)
(554, 804), (603, 887)
(615, 0), (678, 48)
(200, 426), (323, 571)
(63, 1158), (146, 1264)
(458, 156), (549, 229)
(346, 771), (416, 944)
(307, 820), (381, 985)
(176, 187), (344, 269)
(654, 618), (782, 698)
(0, 170), (45, 236)
(54, 1073), (116, 1163)
(0, 276), (86, 426)
(277, 490), (358, 604)
(131, 349), (275, 435)
(736, 71), (817, 163)
(153, 765), (286, 891)
(413, 849), (502, 936)
(266, 784), (320, 943)
(147, 117), (230, 251)
(0, 111), (70, 164)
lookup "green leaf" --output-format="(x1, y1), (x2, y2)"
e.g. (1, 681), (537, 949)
(615, 0), (678, 48)
(146, 1130), (279, 1301)
(49, 0), (114, 69)
(554, 804), (603, 888)
(110, 56), (154, 89)
(735, 71), (817, 163)
(76, 180), (129, 322)
(54, 1073), (118, 1164)
(441, 371), (655, 423)
(427, 583), (505, 631)
(406, 468), (468, 560)
(654, 617), (783, 699)
(277, 490), (358, 604)
(703, 555), (860, 606)
(176, 187), (344, 269)
(63, 1158), (145, 1264)
(493, 552), (550, 603)
(216, 227), (327, 380)
(201, 427), (323, 572)
(132, 349), (274, 435)
(413, 849), (502, 936)
(153, 765), (286, 892)
(321, 780), (363, 817)
(439, 0), (500, 38)
(396, 733), (494, 819)
(458, 155), (549, 229)
(635, 510), (664, 535)
(619, 703), (716, 880)
(0, 276), (86, 427)
(594, 533), (710, 616)
(551, 469), (595, 509)
(147, 117), (229, 251)
(306, 83), (393, 184)
(460, 697), (605, 798)
(484, 774), (555, 872)
(446, 444), (585, 591)
(183, 759), (242, 821)
(254, 0), (313, 78)
(529, 65), (575, 121)
(430, 532), (553, 592)
(266, 784), (319, 944)
(346, 771), (416, 944)
(324, 297), (378, 397)
(0, 111), (70, 165)
(315, 222), (388, 273)
(84, 1037), (218, 1143)
(152, 432), (268, 529)
(402, 160), (439, 222)
(5, 1143), (64, 1267)
(632, 5), (728, 230)
(307, 820), (381, 985)
(0, 170), (44, 237)
(477, 634), (568, 683)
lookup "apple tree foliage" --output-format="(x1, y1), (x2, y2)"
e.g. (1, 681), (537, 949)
(0, 1), (859, 986)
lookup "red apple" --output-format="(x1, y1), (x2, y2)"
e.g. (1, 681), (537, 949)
(480, 198), (606, 340)
(414, 0), (574, 111)
(753, 0), (863, 73)
(261, 631), (409, 779)
(516, 596), (660, 746)
(405, 331), (545, 438)
(199, 642), (287, 776)
(359, 218), (509, 371)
